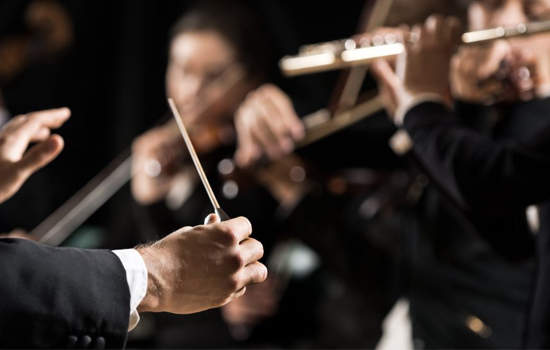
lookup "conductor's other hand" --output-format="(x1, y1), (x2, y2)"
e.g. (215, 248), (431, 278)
(137, 215), (267, 314)
(234, 84), (304, 168)
(0, 108), (70, 204)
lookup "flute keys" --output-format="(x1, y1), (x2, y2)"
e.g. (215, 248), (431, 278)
(385, 33), (397, 45)
(372, 35), (385, 46)
(344, 39), (357, 50)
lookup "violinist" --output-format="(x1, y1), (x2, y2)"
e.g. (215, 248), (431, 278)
(132, 0), (272, 218)
(130, 1), (281, 347)
(0, 107), (267, 349)
(371, 7), (550, 350)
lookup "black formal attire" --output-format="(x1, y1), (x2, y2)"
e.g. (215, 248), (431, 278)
(402, 99), (550, 348)
(0, 238), (130, 349)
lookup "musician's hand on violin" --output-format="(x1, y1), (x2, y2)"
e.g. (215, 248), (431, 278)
(451, 41), (514, 103)
(137, 215), (267, 315)
(131, 122), (184, 205)
(234, 84), (305, 168)
(371, 15), (462, 121)
(0, 108), (70, 204)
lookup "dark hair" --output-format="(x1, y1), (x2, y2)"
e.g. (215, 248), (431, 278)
(170, 0), (271, 80)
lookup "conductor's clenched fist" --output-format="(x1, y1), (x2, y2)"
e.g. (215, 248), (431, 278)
(137, 215), (267, 314)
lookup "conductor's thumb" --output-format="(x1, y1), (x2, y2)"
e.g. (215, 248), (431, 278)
(204, 213), (221, 225)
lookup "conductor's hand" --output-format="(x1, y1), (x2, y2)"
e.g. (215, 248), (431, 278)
(234, 84), (304, 168)
(137, 215), (267, 314)
(0, 108), (70, 204)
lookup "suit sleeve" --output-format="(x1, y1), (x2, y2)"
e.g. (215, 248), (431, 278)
(402, 101), (550, 212)
(0, 238), (131, 349)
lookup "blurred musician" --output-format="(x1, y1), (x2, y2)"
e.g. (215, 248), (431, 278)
(372, 7), (550, 350)
(369, 0), (550, 348)
(0, 108), (267, 349)
(130, 1), (281, 347)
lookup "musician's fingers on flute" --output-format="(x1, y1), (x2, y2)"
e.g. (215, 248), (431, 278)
(423, 15), (463, 51)
(425, 14), (445, 45)
(444, 16), (464, 46)
(371, 59), (401, 95)
(450, 44), (512, 102)
(409, 24), (423, 52)
(473, 41), (513, 80)
(371, 60), (401, 116)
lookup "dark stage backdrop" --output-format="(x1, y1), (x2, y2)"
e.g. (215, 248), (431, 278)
(0, 0), (365, 248)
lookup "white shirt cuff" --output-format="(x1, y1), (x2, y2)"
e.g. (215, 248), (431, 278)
(113, 249), (148, 332)
(394, 92), (447, 126)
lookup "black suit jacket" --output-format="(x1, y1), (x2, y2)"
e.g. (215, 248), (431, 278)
(0, 238), (130, 349)
(402, 100), (550, 348)
(403, 101), (550, 213)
